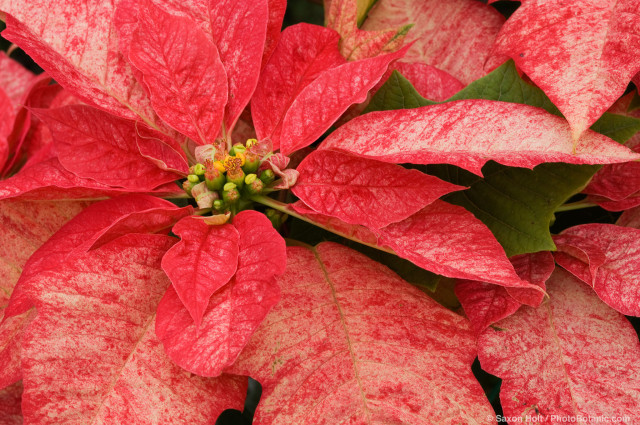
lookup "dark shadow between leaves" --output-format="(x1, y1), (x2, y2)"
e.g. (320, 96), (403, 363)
(216, 377), (262, 425)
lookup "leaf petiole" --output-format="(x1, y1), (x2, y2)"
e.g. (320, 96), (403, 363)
(555, 200), (598, 212)
(161, 192), (191, 199)
(193, 208), (212, 216)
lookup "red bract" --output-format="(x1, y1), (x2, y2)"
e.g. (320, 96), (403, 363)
(128, 0), (229, 144)
(583, 97), (640, 210)
(293, 149), (464, 229)
(0, 1), (163, 128)
(0, 157), (182, 201)
(161, 217), (239, 327)
(292, 198), (540, 289)
(18, 234), (247, 423)
(252, 23), (409, 155)
(584, 135), (640, 204)
(5, 196), (191, 315)
(0, 198), (250, 421)
(0, 53), (55, 178)
(0, 199), (87, 389)
(35, 106), (188, 189)
(156, 211), (286, 376)
(456, 281), (522, 334)
(478, 268), (640, 420)
(456, 251), (554, 333)
(0, 53), (35, 104)
(505, 251), (555, 306)
(290, 201), (380, 245)
(0, 52), (37, 172)
(251, 24), (344, 149)
(617, 205), (640, 229)
(582, 126), (640, 211)
(378, 201), (531, 287)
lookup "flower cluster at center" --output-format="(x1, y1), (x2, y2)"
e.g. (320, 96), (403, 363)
(182, 139), (288, 223)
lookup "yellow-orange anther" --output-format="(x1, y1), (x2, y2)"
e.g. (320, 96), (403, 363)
(236, 152), (246, 166)
(223, 154), (244, 171)
(246, 138), (258, 148)
(213, 161), (226, 172)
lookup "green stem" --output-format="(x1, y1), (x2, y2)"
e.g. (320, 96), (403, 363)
(250, 195), (396, 255)
(555, 201), (598, 212)
(193, 208), (212, 216)
(161, 193), (190, 199)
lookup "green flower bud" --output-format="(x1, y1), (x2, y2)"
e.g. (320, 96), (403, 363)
(223, 182), (237, 192)
(226, 167), (245, 189)
(242, 152), (260, 174)
(213, 199), (226, 211)
(244, 177), (264, 195)
(223, 187), (240, 204)
(187, 174), (200, 183)
(182, 179), (197, 196)
(205, 167), (226, 191)
(231, 143), (246, 155)
(245, 173), (257, 185)
(259, 169), (275, 185)
(193, 163), (206, 176)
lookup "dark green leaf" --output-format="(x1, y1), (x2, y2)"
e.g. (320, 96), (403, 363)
(427, 162), (599, 257)
(591, 112), (640, 144)
(365, 70), (433, 112)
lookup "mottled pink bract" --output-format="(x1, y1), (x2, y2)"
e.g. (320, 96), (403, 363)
(479, 268), (640, 421)
(492, 0), (640, 139)
(321, 100), (639, 176)
(228, 243), (495, 424)
(554, 223), (640, 316)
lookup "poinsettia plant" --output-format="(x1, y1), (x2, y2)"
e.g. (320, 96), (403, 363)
(2, 0), (640, 423)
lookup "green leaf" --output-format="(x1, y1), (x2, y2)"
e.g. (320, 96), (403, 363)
(446, 61), (561, 115)
(366, 70), (433, 112)
(366, 60), (561, 114)
(366, 59), (640, 256)
(427, 162), (599, 257)
(591, 112), (640, 144)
